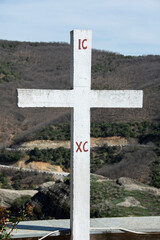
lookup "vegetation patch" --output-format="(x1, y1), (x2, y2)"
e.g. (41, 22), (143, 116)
(91, 121), (152, 138)
(0, 168), (55, 190)
(28, 147), (70, 170)
(0, 149), (23, 165)
(1, 41), (19, 50)
(0, 145), (123, 173)
(0, 61), (18, 83)
(12, 195), (31, 210)
(90, 176), (160, 217)
(150, 143), (160, 188)
(31, 121), (160, 141)
(35, 124), (70, 140)
(91, 145), (123, 172)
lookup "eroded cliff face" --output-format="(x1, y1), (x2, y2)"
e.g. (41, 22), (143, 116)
(14, 159), (64, 172)
(28, 180), (70, 219)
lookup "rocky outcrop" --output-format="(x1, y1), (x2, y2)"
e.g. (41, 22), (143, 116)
(28, 179), (70, 219)
(37, 181), (55, 191)
(116, 196), (145, 208)
(2, 176), (158, 220)
(0, 189), (37, 208)
(28, 176), (160, 220)
(117, 177), (160, 195)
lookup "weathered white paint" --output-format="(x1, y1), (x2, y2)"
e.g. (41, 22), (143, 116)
(17, 30), (143, 240)
(18, 89), (143, 108)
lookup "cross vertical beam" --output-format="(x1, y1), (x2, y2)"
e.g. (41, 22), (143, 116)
(70, 30), (92, 240)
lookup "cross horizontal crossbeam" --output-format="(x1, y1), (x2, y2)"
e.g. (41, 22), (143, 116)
(18, 89), (143, 108)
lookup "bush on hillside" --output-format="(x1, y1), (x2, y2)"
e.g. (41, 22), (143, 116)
(0, 149), (23, 165)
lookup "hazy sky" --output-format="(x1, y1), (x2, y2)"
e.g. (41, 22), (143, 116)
(0, 0), (159, 55)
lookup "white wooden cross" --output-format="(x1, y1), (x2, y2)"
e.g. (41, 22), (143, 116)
(17, 30), (143, 240)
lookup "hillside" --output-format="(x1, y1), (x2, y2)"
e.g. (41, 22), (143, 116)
(0, 128), (159, 187)
(0, 173), (159, 220)
(0, 40), (160, 147)
(20, 175), (160, 220)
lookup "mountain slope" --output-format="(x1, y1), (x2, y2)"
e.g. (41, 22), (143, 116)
(0, 40), (160, 147)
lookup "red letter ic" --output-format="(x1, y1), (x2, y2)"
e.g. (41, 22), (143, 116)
(78, 39), (87, 50)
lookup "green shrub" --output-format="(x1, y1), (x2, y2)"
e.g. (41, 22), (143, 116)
(150, 143), (160, 188)
(90, 145), (123, 172)
(12, 179), (21, 190)
(12, 195), (31, 209)
(150, 157), (160, 188)
(36, 124), (70, 140)
(0, 173), (11, 189)
(32, 121), (158, 141)
(1, 41), (19, 49)
(0, 150), (23, 165)
(28, 147), (70, 170)
(91, 121), (151, 139)
(0, 61), (18, 83)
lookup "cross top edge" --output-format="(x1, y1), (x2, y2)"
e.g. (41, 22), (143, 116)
(70, 29), (92, 89)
